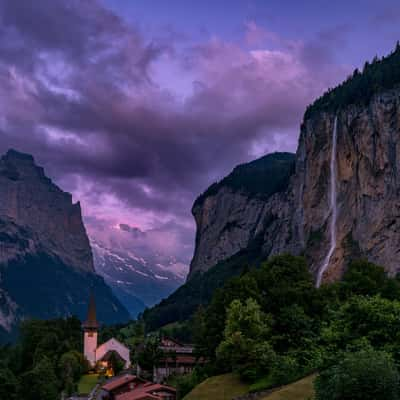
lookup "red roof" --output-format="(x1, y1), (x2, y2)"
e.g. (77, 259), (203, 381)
(115, 384), (176, 400)
(102, 374), (145, 392)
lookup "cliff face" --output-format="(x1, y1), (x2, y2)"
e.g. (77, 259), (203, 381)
(297, 88), (400, 282)
(189, 87), (400, 284)
(0, 150), (93, 271)
(189, 153), (299, 278)
(0, 150), (129, 339)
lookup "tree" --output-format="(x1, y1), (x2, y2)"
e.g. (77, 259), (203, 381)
(0, 366), (18, 400)
(136, 337), (163, 371)
(321, 295), (400, 358)
(255, 254), (318, 315)
(58, 351), (84, 394)
(195, 273), (260, 360)
(315, 349), (399, 400)
(341, 259), (400, 300)
(216, 298), (274, 381)
(18, 357), (59, 400)
(33, 332), (60, 365)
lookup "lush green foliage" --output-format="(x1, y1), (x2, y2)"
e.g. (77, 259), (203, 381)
(216, 298), (273, 381)
(315, 349), (400, 400)
(167, 368), (209, 399)
(304, 42), (400, 120)
(143, 240), (266, 332)
(136, 336), (164, 372)
(194, 152), (295, 207)
(0, 317), (88, 398)
(190, 255), (400, 395)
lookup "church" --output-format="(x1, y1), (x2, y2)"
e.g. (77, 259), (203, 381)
(83, 294), (131, 371)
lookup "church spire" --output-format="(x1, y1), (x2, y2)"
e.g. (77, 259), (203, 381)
(83, 292), (99, 330)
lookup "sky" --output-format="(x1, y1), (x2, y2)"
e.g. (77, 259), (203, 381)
(0, 0), (399, 271)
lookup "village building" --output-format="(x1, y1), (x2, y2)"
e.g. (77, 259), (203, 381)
(152, 337), (203, 383)
(83, 294), (131, 371)
(115, 383), (176, 400)
(99, 374), (176, 400)
(100, 374), (148, 400)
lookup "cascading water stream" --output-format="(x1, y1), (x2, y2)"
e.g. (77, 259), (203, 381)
(316, 116), (338, 288)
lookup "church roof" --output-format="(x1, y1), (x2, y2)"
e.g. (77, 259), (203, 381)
(98, 337), (130, 352)
(82, 292), (99, 329)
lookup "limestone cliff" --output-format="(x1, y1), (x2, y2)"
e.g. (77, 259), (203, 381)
(0, 150), (93, 271)
(297, 88), (400, 282)
(189, 86), (400, 284)
(0, 150), (129, 339)
(189, 152), (298, 279)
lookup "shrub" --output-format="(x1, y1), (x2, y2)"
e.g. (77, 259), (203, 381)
(315, 349), (400, 400)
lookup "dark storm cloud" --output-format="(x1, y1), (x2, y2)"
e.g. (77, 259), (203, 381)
(0, 0), (349, 234)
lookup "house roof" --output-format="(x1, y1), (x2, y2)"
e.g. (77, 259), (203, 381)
(101, 374), (144, 392)
(118, 394), (159, 400)
(115, 384), (176, 400)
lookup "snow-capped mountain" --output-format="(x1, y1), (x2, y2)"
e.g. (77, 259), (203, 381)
(89, 223), (189, 317)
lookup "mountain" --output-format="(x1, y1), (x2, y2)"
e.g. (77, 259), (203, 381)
(144, 45), (400, 329)
(143, 152), (296, 329)
(189, 152), (296, 279)
(91, 235), (187, 318)
(190, 45), (400, 284)
(0, 150), (129, 341)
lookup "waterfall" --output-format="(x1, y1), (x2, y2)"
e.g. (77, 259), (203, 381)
(316, 116), (338, 288)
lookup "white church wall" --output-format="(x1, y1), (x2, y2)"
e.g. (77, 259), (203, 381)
(95, 338), (131, 368)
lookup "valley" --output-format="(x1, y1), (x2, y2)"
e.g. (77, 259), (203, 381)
(1, 3), (400, 399)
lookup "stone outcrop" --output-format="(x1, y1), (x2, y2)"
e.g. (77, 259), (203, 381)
(189, 87), (400, 284)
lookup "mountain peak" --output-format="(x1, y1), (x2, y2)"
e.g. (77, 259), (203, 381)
(0, 149), (93, 273)
(4, 149), (35, 163)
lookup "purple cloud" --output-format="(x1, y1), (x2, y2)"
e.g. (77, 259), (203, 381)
(0, 0), (350, 266)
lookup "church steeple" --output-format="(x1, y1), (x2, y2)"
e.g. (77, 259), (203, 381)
(83, 292), (99, 330)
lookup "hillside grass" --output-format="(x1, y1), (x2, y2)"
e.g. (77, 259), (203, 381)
(78, 373), (99, 394)
(183, 373), (250, 400)
(260, 375), (316, 400)
(184, 374), (315, 400)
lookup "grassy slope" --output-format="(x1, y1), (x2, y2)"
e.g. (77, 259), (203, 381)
(78, 374), (99, 394)
(183, 373), (249, 400)
(261, 375), (316, 400)
(184, 374), (315, 400)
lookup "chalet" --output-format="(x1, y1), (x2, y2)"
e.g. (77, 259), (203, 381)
(115, 383), (176, 400)
(101, 374), (147, 400)
(153, 338), (203, 383)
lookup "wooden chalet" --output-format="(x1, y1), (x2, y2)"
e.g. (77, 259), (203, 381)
(101, 374), (147, 400)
